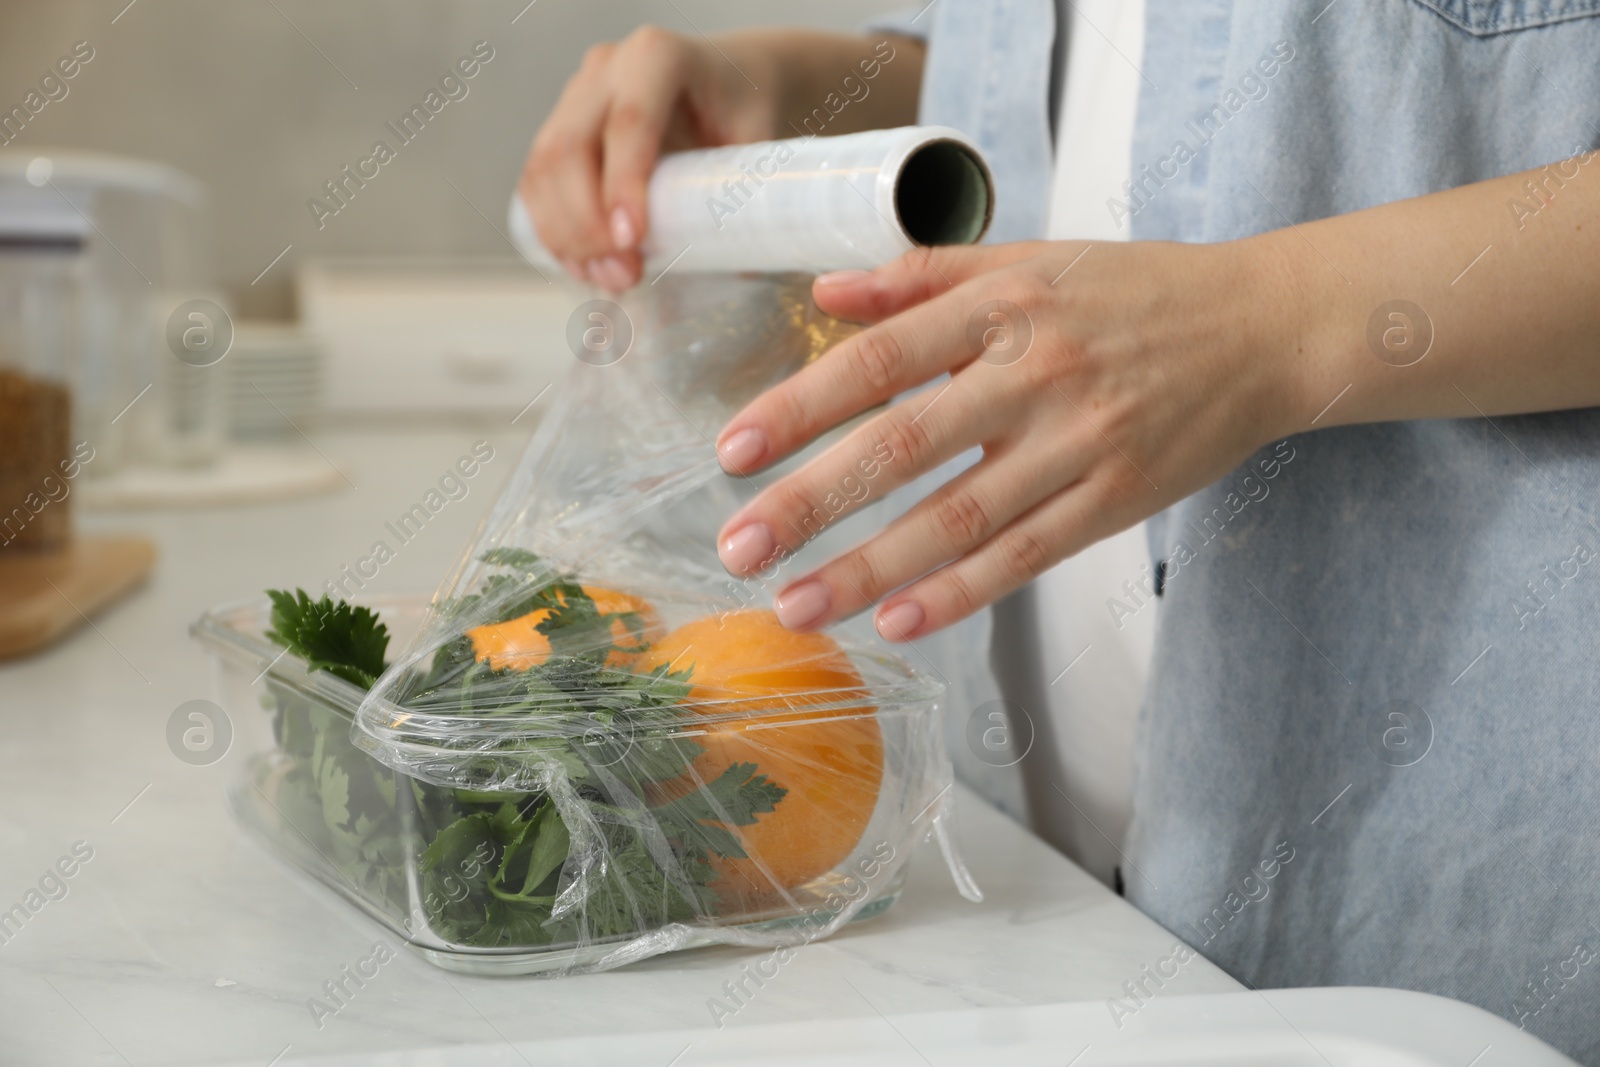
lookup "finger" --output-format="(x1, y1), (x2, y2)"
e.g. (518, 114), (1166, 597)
(770, 437), (1088, 630)
(873, 471), (1142, 641)
(601, 28), (693, 259)
(525, 133), (608, 266)
(521, 44), (619, 265)
(586, 249), (644, 293)
(716, 272), (1003, 475)
(812, 242), (1051, 323)
(546, 145), (612, 266)
(718, 363), (1020, 575)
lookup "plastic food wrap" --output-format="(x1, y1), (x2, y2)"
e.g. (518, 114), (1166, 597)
(509, 126), (995, 274)
(197, 275), (978, 976)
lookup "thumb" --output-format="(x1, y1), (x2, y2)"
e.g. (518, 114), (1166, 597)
(813, 242), (1050, 323)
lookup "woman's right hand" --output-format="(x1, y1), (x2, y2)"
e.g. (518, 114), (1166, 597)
(518, 27), (780, 292)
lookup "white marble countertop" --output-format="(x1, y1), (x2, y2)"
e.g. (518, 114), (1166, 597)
(0, 425), (1240, 1067)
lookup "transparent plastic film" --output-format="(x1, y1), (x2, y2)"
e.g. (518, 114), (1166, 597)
(291, 274), (977, 974)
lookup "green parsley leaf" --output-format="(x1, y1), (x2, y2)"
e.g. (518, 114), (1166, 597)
(265, 589), (389, 688)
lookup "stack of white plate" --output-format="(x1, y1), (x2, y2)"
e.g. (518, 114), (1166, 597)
(225, 323), (322, 438)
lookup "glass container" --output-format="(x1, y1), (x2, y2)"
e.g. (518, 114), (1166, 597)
(192, 594), (955, 976)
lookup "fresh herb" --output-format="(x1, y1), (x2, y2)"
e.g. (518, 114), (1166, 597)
(265, 590), (389, 688)
(260, 553), (787, 950)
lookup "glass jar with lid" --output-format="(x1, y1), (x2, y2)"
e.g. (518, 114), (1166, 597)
(0, 151), (219, 476)
(0, 163), (85, 550)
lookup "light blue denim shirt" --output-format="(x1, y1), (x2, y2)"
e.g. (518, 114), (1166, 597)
(882, 0), (1600, 1059)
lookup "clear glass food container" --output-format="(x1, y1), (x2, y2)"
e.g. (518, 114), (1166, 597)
(192, 593), (962, 976)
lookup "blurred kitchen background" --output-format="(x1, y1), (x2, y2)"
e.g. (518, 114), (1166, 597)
(0, 1), (900, 320)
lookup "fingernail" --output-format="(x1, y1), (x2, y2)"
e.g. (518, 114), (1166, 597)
(720, 523), (775, 574)
(718, 427), (767, 473)
(775, 579), (832, 631)
(875, 601), (925, 642)
(610, 206), (636, 249)
(815, 269), (870, 288)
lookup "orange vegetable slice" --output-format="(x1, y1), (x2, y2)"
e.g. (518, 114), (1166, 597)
(466, 586), (660, 670)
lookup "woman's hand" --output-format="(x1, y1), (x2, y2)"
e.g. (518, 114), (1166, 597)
(519, 27), (778, 292)
(520, 28), (924, 292)
(710, 154), (1600, 642)
(712, 239), (1309, 641)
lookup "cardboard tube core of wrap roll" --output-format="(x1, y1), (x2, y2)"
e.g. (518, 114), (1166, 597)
(893, 138), (992, 247)
(508, 125), (994, 276)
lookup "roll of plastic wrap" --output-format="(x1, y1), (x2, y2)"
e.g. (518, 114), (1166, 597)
(508, 125), (994, 276)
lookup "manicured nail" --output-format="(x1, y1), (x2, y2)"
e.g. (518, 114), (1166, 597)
(610, 206), (636, 249)
(718, 427), (767, 473)
(719, 523), (774, 575)
(815, 269), (870, 288)
(775, 579), (831, 630)
(875, 601), (925, 641)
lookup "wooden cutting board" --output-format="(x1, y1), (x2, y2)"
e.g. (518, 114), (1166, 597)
(0, 536), (156, 659)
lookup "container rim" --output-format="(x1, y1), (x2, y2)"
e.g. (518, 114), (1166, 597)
(191, 594), (947, 733)
(190, 593), (418, 721)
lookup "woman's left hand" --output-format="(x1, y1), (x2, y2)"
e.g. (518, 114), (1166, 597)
(711, 238), (1307, 641)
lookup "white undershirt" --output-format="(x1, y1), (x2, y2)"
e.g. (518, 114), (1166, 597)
(1030, 0), (1153, 885)
(1049, 0), (1146, 242)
